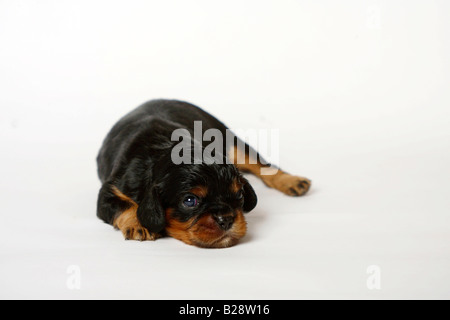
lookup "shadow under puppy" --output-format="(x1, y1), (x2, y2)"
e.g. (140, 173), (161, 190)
(97, 100), (311, 248)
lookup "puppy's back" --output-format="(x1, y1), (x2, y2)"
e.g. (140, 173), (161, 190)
(97, 99), (229, 182)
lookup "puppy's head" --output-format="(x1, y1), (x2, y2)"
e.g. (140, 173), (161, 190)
(140, 162), (257, 248)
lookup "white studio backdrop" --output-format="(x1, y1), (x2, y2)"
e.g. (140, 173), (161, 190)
(0, 0), (449, 299)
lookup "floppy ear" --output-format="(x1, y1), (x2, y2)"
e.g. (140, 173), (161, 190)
(242, 178), (258, 213)
(136, 185), (166, 233)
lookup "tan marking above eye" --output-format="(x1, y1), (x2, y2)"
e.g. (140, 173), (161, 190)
(230, 178), (243, 194)
(189, 186), (208, 198)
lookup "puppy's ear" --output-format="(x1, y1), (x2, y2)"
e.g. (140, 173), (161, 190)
(136, 185), (166, 233)
(242, 178), (258, 213)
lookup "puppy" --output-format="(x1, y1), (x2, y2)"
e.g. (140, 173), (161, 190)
(97, 100), (311, 248)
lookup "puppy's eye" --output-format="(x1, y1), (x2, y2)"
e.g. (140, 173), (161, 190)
(183, 195), (199, 208)
(236, 190), (244, 200)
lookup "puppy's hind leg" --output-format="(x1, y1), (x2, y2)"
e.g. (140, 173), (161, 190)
(97, 183), (161, 241)
(228, 143), (311, 197)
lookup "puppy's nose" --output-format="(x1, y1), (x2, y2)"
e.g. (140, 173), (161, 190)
(213, 214), (235, 231)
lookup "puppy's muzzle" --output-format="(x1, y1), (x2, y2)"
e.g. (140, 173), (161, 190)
(213, 213), (235, 231)
(209, 203), (236, 231)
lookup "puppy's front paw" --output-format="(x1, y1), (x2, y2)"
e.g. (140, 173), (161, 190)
(265, 173), (311, 197)
(114, 209), (160, 241)
(123, 227), (160, 241)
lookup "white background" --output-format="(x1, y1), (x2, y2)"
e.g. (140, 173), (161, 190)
(1, 0), (449, 299)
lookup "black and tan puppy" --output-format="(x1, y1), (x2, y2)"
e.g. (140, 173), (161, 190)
(97, 100), (311, 248)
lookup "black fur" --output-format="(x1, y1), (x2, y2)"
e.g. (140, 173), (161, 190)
(96, 99), (258, 234)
